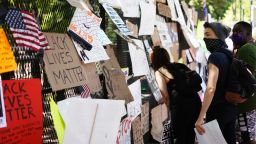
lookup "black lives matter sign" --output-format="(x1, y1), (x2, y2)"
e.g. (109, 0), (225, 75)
(0, 79), (42, 144)
(43, 33), (88, 91)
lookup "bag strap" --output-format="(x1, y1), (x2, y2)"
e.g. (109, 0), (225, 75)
(158, 67), (173, 80)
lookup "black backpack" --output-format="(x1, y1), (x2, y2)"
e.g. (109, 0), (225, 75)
(225, 57), (256, 104)
(164, 63), (202, 95)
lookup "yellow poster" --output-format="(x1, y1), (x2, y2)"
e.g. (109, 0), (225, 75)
(0, 28), (17, 74)
(50, 97), (65, 144)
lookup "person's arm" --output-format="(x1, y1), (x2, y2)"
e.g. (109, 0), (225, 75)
(155, 70), (172, 107)
(195, 63), (219, 134)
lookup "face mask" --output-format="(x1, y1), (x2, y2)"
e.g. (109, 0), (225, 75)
(203, 38), (226, 53)
(230, 34), (247, 47)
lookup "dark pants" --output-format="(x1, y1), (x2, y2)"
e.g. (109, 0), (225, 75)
(171, 95), (201, 144)
(206, 103), (237, 144)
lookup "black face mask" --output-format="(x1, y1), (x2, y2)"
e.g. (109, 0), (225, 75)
(203, 38), (227, 53)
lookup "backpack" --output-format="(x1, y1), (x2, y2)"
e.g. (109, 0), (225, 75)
(163, 63), (202, 95)
(225, 58), (256, 104)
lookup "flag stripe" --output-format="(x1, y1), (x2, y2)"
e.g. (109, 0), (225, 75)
(5, 9), (49, 51)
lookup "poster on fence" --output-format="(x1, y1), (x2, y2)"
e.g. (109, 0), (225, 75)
(132, 116), (144, 144)
(161, 120), (172, 144)
(0, 76), (6, 128)
(0, 28), (17, 74)
(0, 79), (42, 144)
(141, 102), (149, 135)
(43, 33), (88, 91)
(116, 116), (134, 144)
(100, 47), (133, 103)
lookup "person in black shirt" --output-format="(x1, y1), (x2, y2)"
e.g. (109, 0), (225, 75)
(151, 47), (201, 144)
(195, 22), (237, 144)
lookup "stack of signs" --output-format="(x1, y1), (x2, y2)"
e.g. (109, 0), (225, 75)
(102, 3), (132, 36)
(43, 33), (88, 91)
(0, 28), (17, 74)
(0, 79), (43, 144)
(69, 8), (110, 63)
(58, 98), (126, 144)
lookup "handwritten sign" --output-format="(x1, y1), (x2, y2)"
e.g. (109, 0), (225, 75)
(83, 63), (102, 93)
(0, 76), (6, 128)
(160, 120), (172, 144)
(156, 15), (173, 49)
(132, 116), (144, 144)
(100, 47), (133, 103)
(128, 39), (150, 76)
(138, 1), (156, 36)
(141, 102), (149, 135)
(0, 28), (17, 74)
(69, 8), (110, 63)
(127, 80), (142, 117)
(151, 104), (168, 142)
(43, 33), (88, 91)
(116, 116), (134, 144)
(102, 3), (132, 36)
(0, 79), (42, 144)
(156, 0), (166, 3)
(158, 3), (172, 18)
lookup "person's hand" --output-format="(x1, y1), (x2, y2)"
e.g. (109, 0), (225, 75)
(195, 118), (205, 135)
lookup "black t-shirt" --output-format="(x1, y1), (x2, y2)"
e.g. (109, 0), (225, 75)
(206, 48), (237, 122)
(207, 50), (230, 105)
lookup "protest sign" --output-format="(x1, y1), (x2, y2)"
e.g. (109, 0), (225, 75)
(146, 68), (163, 103)
(132, 116), (144, 144)
(0, 28), (17, 74)
(141, 102), (150, 135)
(58, 98), (126, 144)
(116, 116), (134, 144)
(160, 120), (172, 144)
(0, 79), (42, 144)
(43, 33), (88, 91)
(102, 3), (132, 36)
(100, 47), (133, 103)
(126, 20), (138, 38)
(157, 3), (172, 18)
(0, 76), (6, 128)
(120, 0), (140, 18)
(83, 63), (102, 93)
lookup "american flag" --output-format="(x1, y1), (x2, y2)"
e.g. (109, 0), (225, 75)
(79, 84), (91, 98)
(5, 9), (49, 51)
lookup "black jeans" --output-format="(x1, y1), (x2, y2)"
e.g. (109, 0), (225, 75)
(171, 95), (201, 144)
(206, 103), (237, 144)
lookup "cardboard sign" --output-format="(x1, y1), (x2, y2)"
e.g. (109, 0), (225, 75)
(132, 116), (144, 144)
(0, 28), (17, 74)
(0, 79), (43, 144)
(141, 102), (150, 135)
(151, 104), (168, 142)
(102, 3), (132, 36)
(116, 116), (134, 144)
(43, 33), (88, 91)
(58, 98), (126, 144)
(126, 20), (138, 38)
(157, 3), (172, 18)
(0, 76), (7, 128)
(83, 63), (102, 93)
(100, 47), (133, 103)
(156, 0), (166, 3)
(151, 27), (161, 46)
(160, 120), (172, 143)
